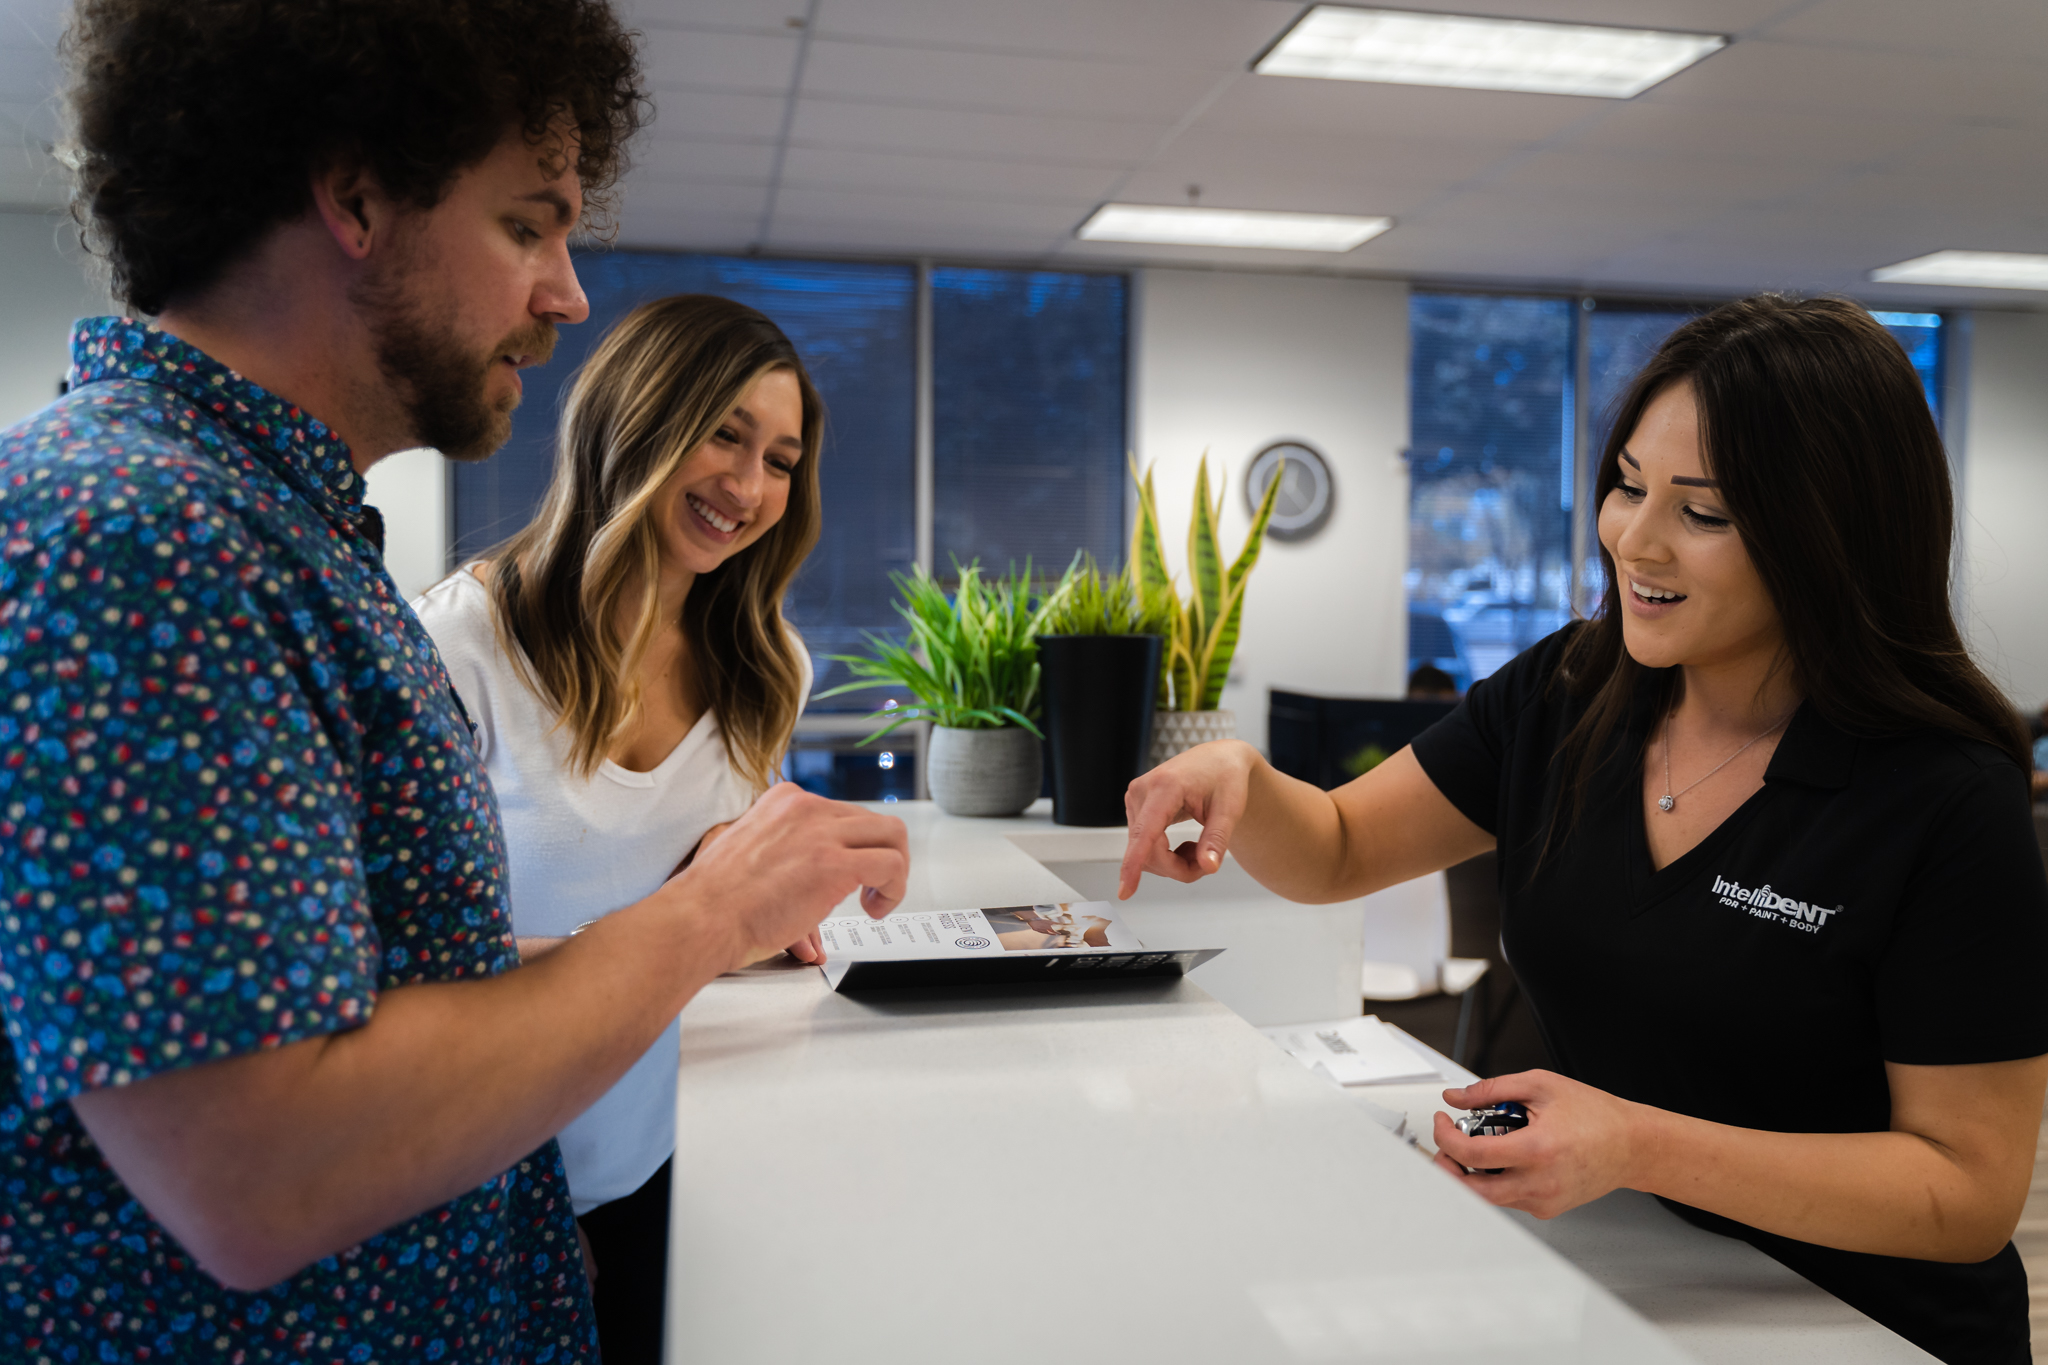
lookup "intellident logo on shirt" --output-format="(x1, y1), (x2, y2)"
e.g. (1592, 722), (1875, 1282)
(1711, 874), (1844, 934)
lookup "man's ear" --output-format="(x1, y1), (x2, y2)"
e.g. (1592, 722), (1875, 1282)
(309, 159), (398, 263)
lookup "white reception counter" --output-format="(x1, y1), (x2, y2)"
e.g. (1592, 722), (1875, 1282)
(663, 801), (1932, 1364)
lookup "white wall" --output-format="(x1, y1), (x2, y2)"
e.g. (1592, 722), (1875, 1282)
(0, 209), (115, 428)
(1133, 268), (1411, 747)
(362, 448), (452, 601)
(1959, 309), (2048, 710)
(0, 207), (455, 600)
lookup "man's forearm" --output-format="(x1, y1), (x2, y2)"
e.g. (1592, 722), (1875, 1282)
(73, 885), (737, 1290)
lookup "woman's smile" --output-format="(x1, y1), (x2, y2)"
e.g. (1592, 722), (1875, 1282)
(1626, 578), (1688, 615)
(685, 491), (741, 539)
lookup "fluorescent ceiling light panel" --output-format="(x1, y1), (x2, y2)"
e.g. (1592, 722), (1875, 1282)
(1256, 6), (1726, 99)
(1870, 251), (2048, 291)
(1076, 204), (1392, 253)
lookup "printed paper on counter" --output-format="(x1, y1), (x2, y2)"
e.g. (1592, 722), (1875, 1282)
(1261, 1015), (1449, 1087)
(819, 902), (1147, 959)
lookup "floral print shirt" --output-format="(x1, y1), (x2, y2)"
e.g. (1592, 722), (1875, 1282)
(0, 319), (595, 1363)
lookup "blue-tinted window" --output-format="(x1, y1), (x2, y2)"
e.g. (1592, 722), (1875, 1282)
(931, 268), (1127, 578)
(1407, 293), (1575, 688)
(1870, 311), (1943, 424)
(451, 251), (917, 704)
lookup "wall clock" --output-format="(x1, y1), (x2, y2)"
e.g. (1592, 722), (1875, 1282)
(1245, 440), (1334, 542)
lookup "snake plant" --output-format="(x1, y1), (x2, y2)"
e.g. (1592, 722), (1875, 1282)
(1129, 454), (1284, 711)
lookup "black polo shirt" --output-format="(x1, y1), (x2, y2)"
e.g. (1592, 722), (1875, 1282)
(1412, 625), (2048, 1365)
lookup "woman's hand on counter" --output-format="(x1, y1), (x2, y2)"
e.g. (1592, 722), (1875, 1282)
(1119, 740), (1261, 897)
(1432, 1057), (2048, 1261)
(1430, 1071), (1647, 1219)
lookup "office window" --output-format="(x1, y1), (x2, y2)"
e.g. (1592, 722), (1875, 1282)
(451, 251), (917, 703)
(1871, 311), (1943, 424)
(1407, 293), (1575, 688)
(931, 268), (1128, 578)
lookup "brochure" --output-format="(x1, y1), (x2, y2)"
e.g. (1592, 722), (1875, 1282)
(818, 901), (1222, 991)
(1260, 1014), (1452, 1087)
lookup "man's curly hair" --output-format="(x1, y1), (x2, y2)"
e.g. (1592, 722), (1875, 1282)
(62, 0), (649, 315)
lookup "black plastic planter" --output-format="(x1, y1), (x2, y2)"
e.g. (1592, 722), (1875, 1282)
(1036, 634), (1163, 827)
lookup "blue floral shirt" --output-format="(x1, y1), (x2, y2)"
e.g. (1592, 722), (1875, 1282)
(0, 319), (595, 1363)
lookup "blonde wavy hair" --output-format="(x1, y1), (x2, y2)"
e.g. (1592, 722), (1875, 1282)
(482, 294), (822, 791)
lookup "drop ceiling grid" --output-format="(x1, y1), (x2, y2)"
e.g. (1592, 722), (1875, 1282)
(0, 0), (2029, 308)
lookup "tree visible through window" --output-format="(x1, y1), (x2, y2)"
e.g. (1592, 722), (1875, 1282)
(1407, 293), (1574, 689)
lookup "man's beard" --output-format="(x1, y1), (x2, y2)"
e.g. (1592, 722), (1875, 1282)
(351, 268), (556, 464)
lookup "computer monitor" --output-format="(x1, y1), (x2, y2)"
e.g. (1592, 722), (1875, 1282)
(1269, 690), (1458, 791)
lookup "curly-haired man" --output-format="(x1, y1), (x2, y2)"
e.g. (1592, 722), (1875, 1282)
(0, 4), (908, 1362)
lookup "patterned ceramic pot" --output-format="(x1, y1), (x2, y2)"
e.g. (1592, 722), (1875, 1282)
(926, 724), (1043, 817)
(1148, 708), (1237, 769)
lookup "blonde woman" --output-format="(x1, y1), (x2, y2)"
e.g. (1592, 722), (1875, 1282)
(414, 294), (822, 1360)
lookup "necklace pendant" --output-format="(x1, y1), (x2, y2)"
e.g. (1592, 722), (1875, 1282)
(1657, 794), (1675, 812)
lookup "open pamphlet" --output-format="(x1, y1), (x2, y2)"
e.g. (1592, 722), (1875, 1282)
(817, 901), (1222, 992)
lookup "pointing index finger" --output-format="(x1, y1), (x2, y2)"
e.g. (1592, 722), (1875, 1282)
(1118, 786), (1185, 899)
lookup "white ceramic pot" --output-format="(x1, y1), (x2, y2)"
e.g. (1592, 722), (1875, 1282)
(926, 724), (1043, 817)
(1148, 708), (1236, 769)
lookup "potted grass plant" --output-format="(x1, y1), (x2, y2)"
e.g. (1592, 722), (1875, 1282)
(1130, 453), (1284, 767)
(818, 561), (1054, 817)
(1033, 554), (1174, 826)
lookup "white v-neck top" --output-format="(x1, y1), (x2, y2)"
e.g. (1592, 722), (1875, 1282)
(414, 568), (808, 1213)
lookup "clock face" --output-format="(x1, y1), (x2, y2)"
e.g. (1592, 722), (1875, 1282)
(1245, 441), (1334, 542)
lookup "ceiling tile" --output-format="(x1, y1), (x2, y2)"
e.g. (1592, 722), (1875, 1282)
(1203, 71), (1606, 146)
(767, 183), (1083, 235)
(0, 0), (70, 52)
(627, 138), (779, 186)
(1562, 100), (1924, 169)
(619, 178), (770, 226)
(787, 95), (1163, 163)
(1367, 1), (1783, 31)
(0, 43), (55, 103)
(1641, 36), (2047, 124)
(776, 143), (1118, 203)
(800, 38), (1220, 121)
(1757, 0), (2048, 62)
(813, 0), (1301, 65)
(638, 26), (800, 93)
(621, 0), (806, 33)
(768, 217), (1063, 258)
(1128, 126), (1518, 208)
(645, 88), (788, 143)
(1485, 148), (1825, 206)
(612, 211), (765, 255)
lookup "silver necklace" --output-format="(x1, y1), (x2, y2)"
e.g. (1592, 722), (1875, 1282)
(1658, 708), (1795, 813)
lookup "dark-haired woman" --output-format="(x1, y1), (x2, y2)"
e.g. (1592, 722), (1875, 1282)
(1118, 295), (2048, 1365)
(415, 295), (824, 1361)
